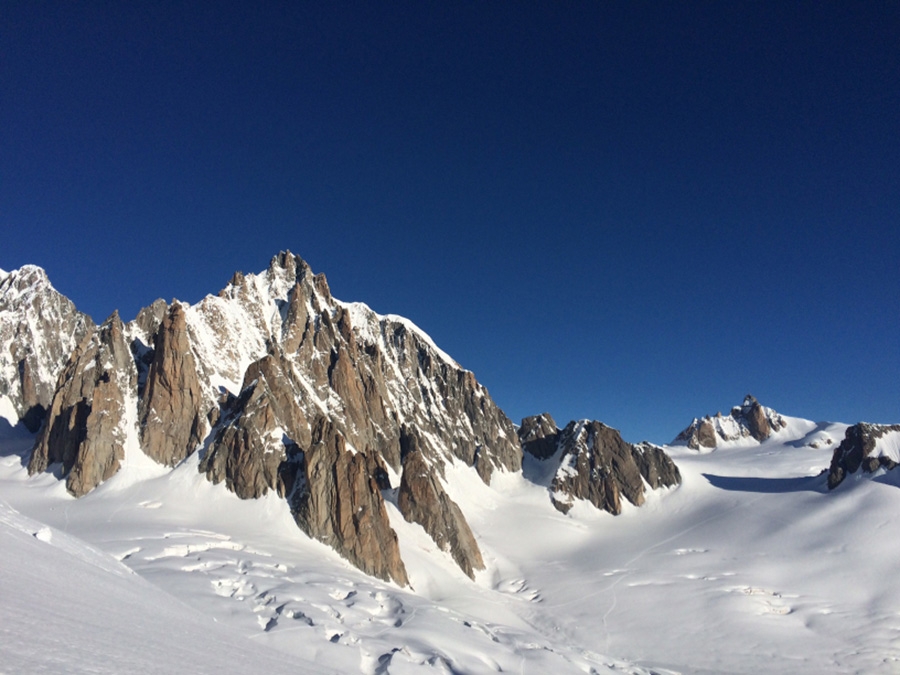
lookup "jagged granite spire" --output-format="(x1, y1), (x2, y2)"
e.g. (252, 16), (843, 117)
(28, 312), (135, 496)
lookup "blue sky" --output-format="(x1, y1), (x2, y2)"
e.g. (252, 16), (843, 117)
(2, 2), (898, 443)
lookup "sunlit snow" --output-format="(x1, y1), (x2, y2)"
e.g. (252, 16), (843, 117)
(3, 412), (900, 673)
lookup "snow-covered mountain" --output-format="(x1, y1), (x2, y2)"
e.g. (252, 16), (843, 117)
(2, 254), (899, 674)
(0, 265), (94, 431)
(673, 394), (789, 449)
(1, 252), (677, 586)
(519, 413), (681, 515)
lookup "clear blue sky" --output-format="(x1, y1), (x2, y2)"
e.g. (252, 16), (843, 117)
(2, 2), (898, 443)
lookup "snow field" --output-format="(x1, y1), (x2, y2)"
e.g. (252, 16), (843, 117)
(3, 415), (900, 673)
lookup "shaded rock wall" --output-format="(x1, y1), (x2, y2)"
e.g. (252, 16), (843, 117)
(519, 416), (681, 516)
(28, 313), (135, 496)
(519, 413), (560, 460)
(397, 428), (485, 579)
(827, 422), (900, 489)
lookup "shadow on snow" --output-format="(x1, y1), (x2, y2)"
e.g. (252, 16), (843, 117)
(702, 472), (829, 494)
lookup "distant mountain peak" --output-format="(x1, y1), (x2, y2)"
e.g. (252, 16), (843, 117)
(674, 395), (787, 450)
(519, 415), (681, 515)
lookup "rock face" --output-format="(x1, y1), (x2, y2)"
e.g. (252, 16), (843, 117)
(201, 345), (312, 499)
(139, 303), (206, 466)
(28, 312), (136, 496)
(674, 395), (787, 449)
(518, 413), (560, 460)
(520, 416), (681, 515)
(292, 418), (408, 585)
(397, 427), (485, 578)
(827, 423), (900, 489)
(0, 265), (94, 431)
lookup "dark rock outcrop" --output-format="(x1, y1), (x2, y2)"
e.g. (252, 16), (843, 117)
(519, 413), (560, 460)
(292, 417), (408, 585)
(827, 423), (900, 489)
(520, 416), (681, 515)
(519, 415), (681, 515)
(551, 421), (646, 514)
(201, 346), (312, 499)
(397, 428), (485, 578)
(139, 303), (206, 466)
(675, 395), (786, 449)
(28, 312), (136, 496)
(633, 441), (683, 490)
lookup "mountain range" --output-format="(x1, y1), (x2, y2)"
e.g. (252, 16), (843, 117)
(1, 253), (898, 674)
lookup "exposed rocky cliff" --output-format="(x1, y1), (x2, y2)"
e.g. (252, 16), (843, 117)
(518, 413), (560, 460)
(0, 266), (94, 431)
(674, 395), (786, 450)
(397, 427), (485, 578)
(139, 303), (206, 466)
(827, 422), (900, 489)
(519, 416), (681, 515)
(200, 345), (312, 499)
(28, 312), (136, 496)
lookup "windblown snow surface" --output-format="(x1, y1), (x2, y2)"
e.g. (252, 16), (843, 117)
(2, 413), (900, 674)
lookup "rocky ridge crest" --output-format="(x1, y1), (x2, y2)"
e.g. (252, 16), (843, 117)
(674, 395), (786, 450)
(519, 414), (682, 515)
(0, 265), (94, 431)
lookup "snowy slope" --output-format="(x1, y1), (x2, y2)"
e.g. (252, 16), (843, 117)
(0, 498), (330, 675)
(0, 425), (653, 674)
(3, 412), (900, 673)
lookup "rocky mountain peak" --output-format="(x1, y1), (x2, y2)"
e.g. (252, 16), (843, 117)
(519, 417), (681, 515)
(0, 264), (94, 431)
(519, 413), (560, 460)
(674, 395), (787, 449)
